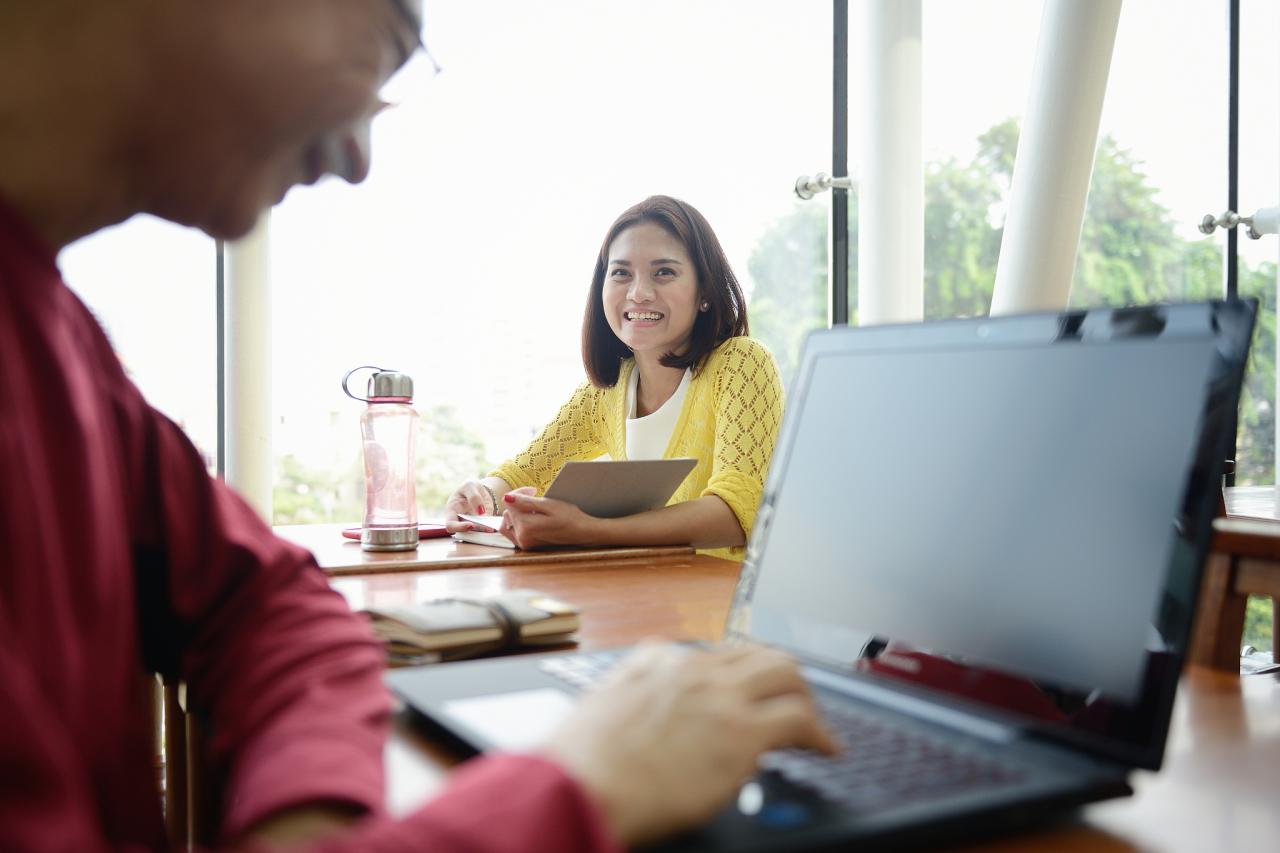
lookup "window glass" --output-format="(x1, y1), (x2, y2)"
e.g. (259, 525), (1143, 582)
(917, 0), (1272, 654)
(918, 0), (1040, 321)
(918, 0), (1226, 323)
(1235, 0), (1279, 488)
(270, 0), (831, 524)
(59, 216), (218, 470)
(1237, 0), (1279, 653)
(1072, 0), (1228, 311)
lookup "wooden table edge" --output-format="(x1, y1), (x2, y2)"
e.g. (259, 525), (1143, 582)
(322, 543), (700, 576)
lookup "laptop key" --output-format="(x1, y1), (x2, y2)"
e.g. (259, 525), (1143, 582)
(538, 652), (617, 688)
(763, 695), (1026, 811)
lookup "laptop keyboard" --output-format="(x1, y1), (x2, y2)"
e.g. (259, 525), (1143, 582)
(538, 651), (619, 689)
(760, 693), (1026, 811)
(539, 652), (1027, 812)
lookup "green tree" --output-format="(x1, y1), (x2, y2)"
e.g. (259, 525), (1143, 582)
(923, 152), (1002, 319)
(415, 404), (490, 515)
(747, 117), (1276, 487)
(274, 452), (362, 525)
(272, 405), (491, 524)
(744, 199), (867, 386)
(746, 202), (836, 384)
(1245, 595), (1274, 653)
(1236, 261), (1277, 485)
(1073, 139), (1183, 307)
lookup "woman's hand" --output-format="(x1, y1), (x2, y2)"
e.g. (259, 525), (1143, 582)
(500, 487), (596, 549)
(444, 480), (499, 533)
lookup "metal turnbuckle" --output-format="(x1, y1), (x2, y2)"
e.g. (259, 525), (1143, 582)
(794, 172), (854, 200)
(1198, 207), (1280, 240)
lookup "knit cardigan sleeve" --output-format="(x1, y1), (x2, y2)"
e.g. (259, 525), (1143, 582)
(490, 381), (609, 492)
(698, 337), (784, 546)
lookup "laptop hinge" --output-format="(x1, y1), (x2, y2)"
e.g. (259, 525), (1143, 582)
(803, 665), (1020, 745)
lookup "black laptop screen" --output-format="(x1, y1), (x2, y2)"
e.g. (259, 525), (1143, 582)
(731, 301), (1254, 769)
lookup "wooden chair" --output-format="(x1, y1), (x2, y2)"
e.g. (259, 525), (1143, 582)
(162, 680), (190, 850)
(155, 678), (219, 852)
(1189, 515), (1280, 671)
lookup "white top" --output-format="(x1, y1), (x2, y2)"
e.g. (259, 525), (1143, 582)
(625, 367), (692, 460)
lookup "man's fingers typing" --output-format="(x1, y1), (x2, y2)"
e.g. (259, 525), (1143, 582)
(724, 649), (811, 702)
(602, 641), (685, 686)
(750, 694), (841, 757)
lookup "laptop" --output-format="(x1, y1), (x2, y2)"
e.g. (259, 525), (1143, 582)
(387, 300), (1255, 850)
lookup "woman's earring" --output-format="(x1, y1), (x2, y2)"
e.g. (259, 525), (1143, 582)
(700, 301), (710, 312)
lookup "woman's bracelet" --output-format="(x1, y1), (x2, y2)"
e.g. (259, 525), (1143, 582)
(480, 482), (500, 516)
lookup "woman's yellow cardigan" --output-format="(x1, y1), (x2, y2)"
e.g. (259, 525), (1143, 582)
(490, 336), (784, 561)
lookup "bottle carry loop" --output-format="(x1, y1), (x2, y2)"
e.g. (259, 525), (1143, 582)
(343, 366), (412, 403)
(341, 365), (386, 403)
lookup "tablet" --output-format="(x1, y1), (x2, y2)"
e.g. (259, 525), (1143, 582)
(544, 458), (697, 518)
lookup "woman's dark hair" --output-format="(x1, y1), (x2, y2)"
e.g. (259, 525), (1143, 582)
(581, 195), (749, 387)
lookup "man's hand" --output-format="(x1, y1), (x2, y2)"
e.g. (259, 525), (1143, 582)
(238, 804), (362, 849)
(543, 643), (839, 847)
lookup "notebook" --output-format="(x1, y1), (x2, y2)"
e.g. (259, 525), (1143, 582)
(363, 589), (579, 664)
(452, 515), (515, 548)
(388, 300), (1255, 851)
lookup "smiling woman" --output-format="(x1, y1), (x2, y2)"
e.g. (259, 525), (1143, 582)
(444, 195), (784, 561)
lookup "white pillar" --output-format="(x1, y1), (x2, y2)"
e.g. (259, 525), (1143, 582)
(858, 0), (923, 326)
(1274, 43), (1280, 496)
(225, 213), (273, 520)
(989, 0), (1122, 316)
(1275, 215), (1280, 495)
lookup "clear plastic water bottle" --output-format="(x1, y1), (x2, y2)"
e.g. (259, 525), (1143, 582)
(343, 366), (418, 551)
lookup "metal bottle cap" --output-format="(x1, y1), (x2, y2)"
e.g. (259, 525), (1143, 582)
(342, 366), (414, 402)
(367, 371), (413, 401)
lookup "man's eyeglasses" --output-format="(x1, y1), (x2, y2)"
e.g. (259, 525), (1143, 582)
(377, 0), (442, 112)
(386, 0), (424, 46)
(385, 0), (442, 76)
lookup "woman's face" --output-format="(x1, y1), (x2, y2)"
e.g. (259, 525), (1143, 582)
(602, 222), (701, 361)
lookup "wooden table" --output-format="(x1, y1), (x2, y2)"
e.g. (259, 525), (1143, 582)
(1223, 484), (1280, 520)
(958, 669), (1280, 852)
(343, 553), (1280, 851)
(330, 549), (738, 652)
(274, 523), (695, 576)
(340, 550), (742, 817)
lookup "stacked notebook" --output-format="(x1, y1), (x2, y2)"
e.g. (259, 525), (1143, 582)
(453, 514), (515, 548)
(362, 589), (580, 665)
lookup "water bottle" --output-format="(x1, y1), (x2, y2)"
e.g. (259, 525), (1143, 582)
(342, 366), (419, 551)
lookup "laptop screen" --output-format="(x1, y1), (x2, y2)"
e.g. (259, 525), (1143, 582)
(731, 301), (1254, 769)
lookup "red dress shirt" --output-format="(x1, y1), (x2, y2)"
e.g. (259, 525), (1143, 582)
(0, 196), (620, 853)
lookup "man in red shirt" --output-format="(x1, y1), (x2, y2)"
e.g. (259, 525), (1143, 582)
(0, 2), (835, 851)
